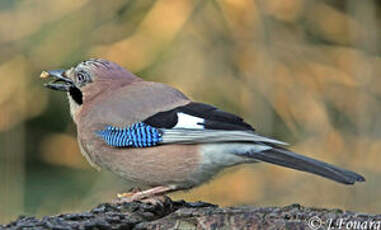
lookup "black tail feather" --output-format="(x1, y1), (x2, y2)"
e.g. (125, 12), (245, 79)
(249, 147), (365, 185)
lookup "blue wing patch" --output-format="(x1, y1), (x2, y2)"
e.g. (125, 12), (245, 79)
(96, 122), (163, 148)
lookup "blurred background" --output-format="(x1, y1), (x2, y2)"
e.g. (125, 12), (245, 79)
(0, 0), (380, 223)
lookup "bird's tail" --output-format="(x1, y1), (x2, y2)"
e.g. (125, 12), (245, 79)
(246, 146), (365, 185)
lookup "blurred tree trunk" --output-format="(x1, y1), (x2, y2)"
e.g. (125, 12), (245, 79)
(0, 126), (25, 223)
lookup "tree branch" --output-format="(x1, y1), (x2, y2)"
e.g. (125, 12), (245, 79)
(2, 197), (380, 229)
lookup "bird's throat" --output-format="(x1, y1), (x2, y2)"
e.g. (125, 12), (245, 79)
(67, 91), (83, 124)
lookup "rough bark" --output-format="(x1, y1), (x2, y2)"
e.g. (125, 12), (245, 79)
(2, 197), (380, 230)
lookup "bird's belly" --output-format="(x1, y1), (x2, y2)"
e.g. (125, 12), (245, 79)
(80, 136), (203, 188)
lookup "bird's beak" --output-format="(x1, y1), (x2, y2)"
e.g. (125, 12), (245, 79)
(42, 69), (74, 92)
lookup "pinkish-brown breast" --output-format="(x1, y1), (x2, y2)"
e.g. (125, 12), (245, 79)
(75, 80), (202, 188)
(79, 135), (202, 188)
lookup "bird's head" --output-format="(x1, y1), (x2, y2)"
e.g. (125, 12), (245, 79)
(42, 58), (140, 121)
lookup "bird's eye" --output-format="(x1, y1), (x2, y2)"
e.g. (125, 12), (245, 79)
(75, 71), (91, 87)
(77, 72), (86, 82)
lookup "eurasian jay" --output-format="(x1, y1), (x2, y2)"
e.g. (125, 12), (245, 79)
(42, 58), (365, 201)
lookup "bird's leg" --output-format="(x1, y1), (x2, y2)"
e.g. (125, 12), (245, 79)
(130, 185), (175, 201)
(116, 185), (177, 203)
(117, 186), (142, 198)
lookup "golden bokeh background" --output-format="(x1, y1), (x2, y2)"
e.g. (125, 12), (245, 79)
(0, 0), (380, 223)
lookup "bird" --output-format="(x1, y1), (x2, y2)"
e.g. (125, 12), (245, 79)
(42, 58), (365, 201)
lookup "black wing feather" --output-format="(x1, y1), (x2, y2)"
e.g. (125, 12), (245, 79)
(143, 109), (178, 128)
(144, 102), (255, 131)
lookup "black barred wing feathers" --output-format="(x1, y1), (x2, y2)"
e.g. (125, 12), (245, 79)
(144, 102), (255, 131)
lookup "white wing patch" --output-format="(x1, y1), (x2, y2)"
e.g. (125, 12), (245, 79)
(174, 112), (205, 129)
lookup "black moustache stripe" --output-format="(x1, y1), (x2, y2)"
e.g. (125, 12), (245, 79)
(69, 87), (83, 105)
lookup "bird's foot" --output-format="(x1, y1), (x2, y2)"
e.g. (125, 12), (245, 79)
(114, 185), (176, 204)
(115, 194), (170, 207)
(140, 195), (171, 207)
